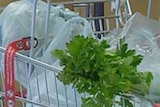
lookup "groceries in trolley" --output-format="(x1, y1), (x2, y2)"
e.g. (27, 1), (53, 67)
(0, 0), (160, 106)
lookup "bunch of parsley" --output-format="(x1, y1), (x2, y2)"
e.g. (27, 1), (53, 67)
(52, 35), (153, 107)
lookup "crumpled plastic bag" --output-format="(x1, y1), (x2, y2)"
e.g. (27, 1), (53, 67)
(0, 0), (66, 57)
(0, 0), (67, 87)
(120, 12), (160, 102)
(27, 16), (94, 107)
(0, 0), (79, 58)
(102, 28), (123, 50)
(40, 16), (94, 65)
(121, 13), (160, 57)
(56, 4), (79, 21)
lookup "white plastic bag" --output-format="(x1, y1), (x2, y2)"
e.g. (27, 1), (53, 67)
(120, 13), (160, 101)
(41, 16), (94, 64)
(0, 0), (65, 57)
(122, 13), (160, 55)
(0, 0), (66, 87)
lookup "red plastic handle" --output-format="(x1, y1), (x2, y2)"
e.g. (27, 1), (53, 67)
(153, 103), (160, 107)
(4, 37), (37, 107)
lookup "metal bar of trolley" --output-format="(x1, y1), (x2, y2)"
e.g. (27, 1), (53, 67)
(94, 30), (109, 34)
(86, 15), (120, 20)
(0, 92), (49, 107)
(52, 0), (112, 5)
(126, 0), (132, 15)
(28, 2), (38, 106)
(0, 47), (61, 73)
(147, 0), (152, 18)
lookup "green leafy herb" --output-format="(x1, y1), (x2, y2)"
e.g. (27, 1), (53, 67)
(52, 35), (153, 107)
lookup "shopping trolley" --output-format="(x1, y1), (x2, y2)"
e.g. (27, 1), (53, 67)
(0, 0), (159, 107)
